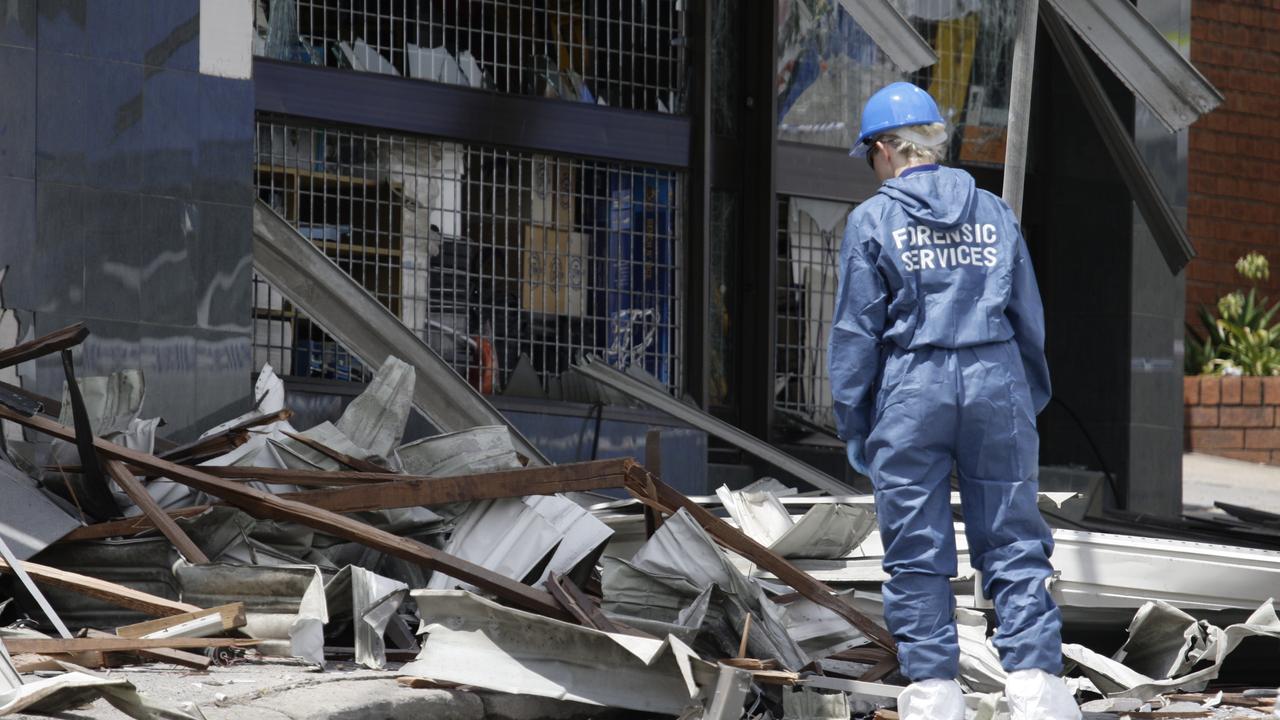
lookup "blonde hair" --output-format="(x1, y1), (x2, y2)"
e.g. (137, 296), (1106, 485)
(879, 122), (948, 164)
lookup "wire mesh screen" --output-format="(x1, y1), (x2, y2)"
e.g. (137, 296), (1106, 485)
(775, 195), (854, 431)
(777, 0), (1017, 165)
(255, 0), (687, 114)
(253, 118), (684, 396)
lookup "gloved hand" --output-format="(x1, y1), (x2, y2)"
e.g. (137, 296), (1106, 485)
(846, 437), (870, 476)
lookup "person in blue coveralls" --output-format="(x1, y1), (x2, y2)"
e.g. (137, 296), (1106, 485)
(830, 82), (1081, 720)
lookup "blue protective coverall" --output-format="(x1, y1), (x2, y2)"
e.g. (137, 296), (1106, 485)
(828, 164), (1061, 682)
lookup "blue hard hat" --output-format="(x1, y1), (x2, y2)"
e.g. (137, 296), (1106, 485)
(850, 82), (945, 157)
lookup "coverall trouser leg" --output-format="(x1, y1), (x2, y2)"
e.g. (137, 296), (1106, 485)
(865, 341), (1062, 682)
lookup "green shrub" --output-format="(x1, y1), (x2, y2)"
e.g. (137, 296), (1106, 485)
(1187, 252), (1280, 375)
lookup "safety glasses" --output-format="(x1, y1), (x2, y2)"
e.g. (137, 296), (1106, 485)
(864, 139), (878, 170)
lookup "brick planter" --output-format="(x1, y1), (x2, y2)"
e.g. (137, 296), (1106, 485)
(1184, 376), (1280, 464)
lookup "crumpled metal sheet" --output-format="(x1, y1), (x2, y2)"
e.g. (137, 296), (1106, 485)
(0, 455), (79, 561)
(402, 589), (715, 715)
(603, 508), (809, 670)
(780, 591), (876, 663)
(1049, 529), (1280, 610)
(426, 494), (611, 592)
(396, 426), (522, 477)
(715, 483), (877, 560)
(955, 608), (1008, 694)
(334, 356), (414, 459)
(782, 686), (849, 720)
(1063, 599), (1280, 700)
(55, 369), (144, 437)
(176, 562), (318, 659)
(323, 565), (409, 670)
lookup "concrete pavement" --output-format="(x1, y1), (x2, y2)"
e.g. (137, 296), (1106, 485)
(1183, 452), (1280, 515)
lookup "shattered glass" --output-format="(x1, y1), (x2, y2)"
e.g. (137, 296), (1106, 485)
(776, 0), (1018, 165)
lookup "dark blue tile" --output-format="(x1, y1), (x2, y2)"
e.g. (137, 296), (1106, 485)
(0, 46), (35, 179)
(85, 0), (146, 63)
(0, 0), (37, 49)
(34, 312), (143, 381)
(138, 325), (198, 434)
(144, 0), (197, 71)
(85, 59), (144, 192)
(195, 75), (253, 205)
(33, 181), (85, 315)
(192, 201), (252, 332)
(82, 189), (142, 323)
(35, 50), (88, 183)
(0, 176), (36, 309)
(35, 0), (85, 55)
(193, 328), (253, 432)
(137, 195), (196, 326)
(140, 67), (197, 197)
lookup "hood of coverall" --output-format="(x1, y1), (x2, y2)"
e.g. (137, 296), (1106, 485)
(877, 165), (977, 230)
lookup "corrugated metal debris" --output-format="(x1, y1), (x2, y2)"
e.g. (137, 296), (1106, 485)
(0, 322), (1275, 719)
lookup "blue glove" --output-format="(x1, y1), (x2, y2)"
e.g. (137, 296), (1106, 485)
(846, 437), (870, 476)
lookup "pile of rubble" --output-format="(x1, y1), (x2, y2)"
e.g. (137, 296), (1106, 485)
(0, 323), (1276, 719)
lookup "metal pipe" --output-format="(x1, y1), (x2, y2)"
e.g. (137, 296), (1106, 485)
(1001, 0), (1040, 220)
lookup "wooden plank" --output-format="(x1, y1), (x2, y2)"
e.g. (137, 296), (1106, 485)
(0, 324), (89, 370)
(59, 507), (210, 543)
(152, 410), (289, 467)
(103, 459), (210, 564)
(283, 431), (390, 473)
(2, 636), (259, 654)
(1, 407), (572, 621)
(116, 602), (245, 639)
(84, 629), (211, 670)
(12, 651), (107, 673)
(156, 429), (250, 466)
(0, 557), (201, 617)
(194, 465), (405, 486)
(623, 466), (899, 655)
(60, 459), (632, 542)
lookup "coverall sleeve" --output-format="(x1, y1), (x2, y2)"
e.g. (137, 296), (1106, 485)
(828, 214), (889, 444)
(1006, 227), (1052, 414)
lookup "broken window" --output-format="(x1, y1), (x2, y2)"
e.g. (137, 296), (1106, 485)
(776, 0), (1018, 166)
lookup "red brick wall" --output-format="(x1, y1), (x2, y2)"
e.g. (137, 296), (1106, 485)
(1187, 1), (1280, 324)
(1185, 375), (1280, 463)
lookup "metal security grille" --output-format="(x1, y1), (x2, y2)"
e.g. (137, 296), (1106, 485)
(252, 118), (684, 395)
(775, 195), (853, 432)
(256, 0), (687, 114)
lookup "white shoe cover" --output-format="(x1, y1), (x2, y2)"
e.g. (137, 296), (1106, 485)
(1005, 669), (1082, 720)
(897, 678), (965, 720)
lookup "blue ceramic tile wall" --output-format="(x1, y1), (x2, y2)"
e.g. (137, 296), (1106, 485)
(1, 1), (255, 442)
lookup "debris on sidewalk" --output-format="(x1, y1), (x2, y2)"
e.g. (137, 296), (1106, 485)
(0, 323), (1276, 719)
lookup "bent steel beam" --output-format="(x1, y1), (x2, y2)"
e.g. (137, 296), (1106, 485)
(1043, 3), (1196, 274)
(1046, 0), (1222, 133)
(575, 356), (857, 496)
(252, 201), (549, 465)
(836, 0), (937, 73)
